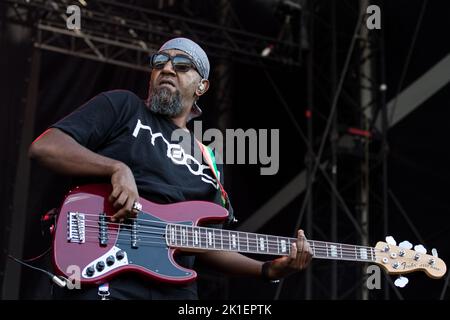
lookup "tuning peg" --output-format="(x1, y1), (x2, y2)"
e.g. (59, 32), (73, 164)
(432, 248), (438, 258)
(385, 236), (397, 246)
(394, 276), (409, 288)
(414, 244), (427, 254)
(399, 240), (413, 250)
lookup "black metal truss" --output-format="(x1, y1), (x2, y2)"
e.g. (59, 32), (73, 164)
(4, 0), (303, 71)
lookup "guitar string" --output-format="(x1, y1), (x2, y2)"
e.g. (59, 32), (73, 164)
(70, 213), (401, 255)
(79, 231), (373, 261)
(82, 221), (380, 254)
(77, 212), (380, 251)
(68, 235), (377, 261)
(76, 212), (383, 253)
(76, 222), (380, 257)
(77, 217), (384, 255)
(83, 223), (379, 255)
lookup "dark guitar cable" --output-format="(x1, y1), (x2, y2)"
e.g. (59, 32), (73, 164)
(7, 254), (67, 288)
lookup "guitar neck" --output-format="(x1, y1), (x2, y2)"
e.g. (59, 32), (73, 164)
(165, 224), (376, 263)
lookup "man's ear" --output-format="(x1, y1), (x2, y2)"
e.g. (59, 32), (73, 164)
(195, 79), (210, 97)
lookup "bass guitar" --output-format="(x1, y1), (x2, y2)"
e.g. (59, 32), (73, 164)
(53, 184), (447, 286)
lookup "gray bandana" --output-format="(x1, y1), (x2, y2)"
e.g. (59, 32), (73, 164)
(159, 37), (210, 80)
(158, 37), (210, 120)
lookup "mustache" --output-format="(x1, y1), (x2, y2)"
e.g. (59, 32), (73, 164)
(158, 77), (177, 88)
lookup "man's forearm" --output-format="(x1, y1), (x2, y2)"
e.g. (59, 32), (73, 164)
(197, 251), (264, 278)
(29, 128), (123, 177)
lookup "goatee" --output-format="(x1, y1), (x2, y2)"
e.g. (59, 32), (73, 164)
(148, 87), (183, 118)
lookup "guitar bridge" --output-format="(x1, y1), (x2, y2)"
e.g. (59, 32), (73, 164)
(67, 212), (86, 243)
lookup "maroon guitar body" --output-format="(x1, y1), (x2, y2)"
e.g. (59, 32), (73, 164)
(52, 184), (229, 285)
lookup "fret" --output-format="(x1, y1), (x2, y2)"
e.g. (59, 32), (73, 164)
(222, 230), (230, 250)
(238, 232), (248, 252)
(228, 231), (232, 250)
(204, 228), (209, 249)
(191, 226), (196, 248)
(207, 229), (213, 249)
(195, 227), (199, 248)
(193, 228), (199, 247)
(220, 229), (224, 249)
(176, 225), (180, 246)
(266, 235), (277, 255)
(199, 228), (203, 249)
(314, 241), (328, 258)
(168, 224), (172, 245)
(358, 247), (369, 261)
(204, 228), (210, 249)
(173, 224), (178, 246)
(257, 235), (266, 253)
(237, 232), (241, 251)
(173, 225), (177, 246)
(181, 226), (187, 247)
(230, 232), (236, 250)
(199, 227), (205, 249)
(276, 236), (280, 254)
(341, 244), (356, 260)
(287, 238), (293, 254)
(248, 233), (257, 253)
(329, 243), (338, 258)
(177, 225), (182, 247)
(186, 226), (191, 247)
(339, 243), (343, 259)
(246, 233), (249, 252)
(187, 226), (193, 248)
(178, 225), (183, 246)
(213, 229), (221, 250)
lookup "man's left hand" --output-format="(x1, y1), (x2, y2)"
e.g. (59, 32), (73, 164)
(267, 229), (313, 280)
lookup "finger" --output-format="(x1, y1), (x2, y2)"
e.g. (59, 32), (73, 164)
(290, 242), (298, 260)
(297, 229), (308, 268)
(296, 229), (304, 255)
(304, 244), (313, 266)
(113, 191), (128, 209)
(112, 207), (128, 222)
(300, 241), (311, 269)
(125, 197), (138, 219)
(109, 186), (121, 202)
(296, 229), (305, 252)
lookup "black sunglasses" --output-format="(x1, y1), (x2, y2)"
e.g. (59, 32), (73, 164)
(150, 52), (197, 73)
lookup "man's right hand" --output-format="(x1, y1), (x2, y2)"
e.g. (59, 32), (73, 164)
(109, 162), (140, 222)
(29, 129), (141, 222)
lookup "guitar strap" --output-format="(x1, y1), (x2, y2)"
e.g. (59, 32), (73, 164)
(195, 140), (229, 208)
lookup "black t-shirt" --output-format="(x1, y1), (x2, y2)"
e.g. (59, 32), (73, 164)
(51, 90), (230, 299)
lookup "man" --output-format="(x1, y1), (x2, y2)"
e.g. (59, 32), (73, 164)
(29, 37), (313, 300)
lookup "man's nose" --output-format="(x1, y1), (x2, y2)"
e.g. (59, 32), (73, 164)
(161, 60), (176, 74)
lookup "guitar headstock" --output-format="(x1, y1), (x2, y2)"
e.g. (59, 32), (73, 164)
(374, 240), (447, 279)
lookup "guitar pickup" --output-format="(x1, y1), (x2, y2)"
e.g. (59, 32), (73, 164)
(67, 212), (85, 243)
(131, 219), (138, 248)
(98, 213), (108, 246)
